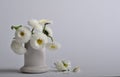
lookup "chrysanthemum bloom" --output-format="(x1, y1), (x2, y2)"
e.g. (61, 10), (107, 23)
(30, 33), (48, 50)
(39, 19), (52, 25)
(15, 26), (31, 43)
(11, 40), (27, 55)
(46, 42), (60, 51)
(28, 19), (43, 32)
(62, 60), (71, 70)
(54, 60), (71, 71)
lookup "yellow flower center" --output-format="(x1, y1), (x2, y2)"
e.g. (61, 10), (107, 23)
(50, 45), (56, 48)
(20, 31), (25, 37)
(63, 63), (68, 67)
(37, 39), (43, 45)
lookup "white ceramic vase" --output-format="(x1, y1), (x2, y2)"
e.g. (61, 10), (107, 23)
(20, 42), (49, 73)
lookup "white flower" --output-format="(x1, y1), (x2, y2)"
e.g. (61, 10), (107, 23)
(54, 61), (67, 71)
(73, 66), (80, 73)
(39, 19), (52, 25)
(11, 40), (27, 55)
(62, 60), (71, 68)
(46, 42), (61, 51)
(15, 26), (31, 43)
(30, 33), (48, 50)
(28, 19), (43, 32)
(54, 60), (71, 71)
(28, 19), (39, 27)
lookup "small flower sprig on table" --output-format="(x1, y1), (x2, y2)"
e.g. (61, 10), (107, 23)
(11, 19), (61, 55)
(54, 60), (80, 73)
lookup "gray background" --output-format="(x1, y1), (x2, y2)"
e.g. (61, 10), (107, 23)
(0, 0), (120, 77)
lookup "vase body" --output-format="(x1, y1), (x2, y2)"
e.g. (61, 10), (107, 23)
(20, 42), (49, 73)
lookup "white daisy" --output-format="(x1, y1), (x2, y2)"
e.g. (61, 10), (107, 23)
(39, 19), (52, 25)
(46, 42), (61, 51)
(30, 33), (48, 50)
(15, 26), (31, 43)
(62, 60), (71, 68)
(54, 61), (67, 71)
(28, 19), (43, 32)
(54, 60), (71, 71)
(11, 40), (27, 55)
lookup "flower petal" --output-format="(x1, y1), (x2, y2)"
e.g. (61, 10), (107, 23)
(11, 40), (27, 55)
(39, 19), (52, 25)
(73, 66), (80, 72)
(28, 19), (39, 28)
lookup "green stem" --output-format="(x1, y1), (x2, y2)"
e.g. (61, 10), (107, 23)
(11, 26), (14, 30)
(31, 28), (34, 34)
(48, 35), (54, 42)
(43, 25), (46, 32)
(11, 25), (22, 30)
(43, 24), (54, 42)
(44, 23), (50, 26)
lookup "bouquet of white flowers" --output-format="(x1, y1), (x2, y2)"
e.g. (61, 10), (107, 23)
(11, 19), (61, 55)
(10, 19), (80, 74)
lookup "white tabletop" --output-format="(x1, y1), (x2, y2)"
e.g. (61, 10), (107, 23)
(0, 66), (119, 77)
